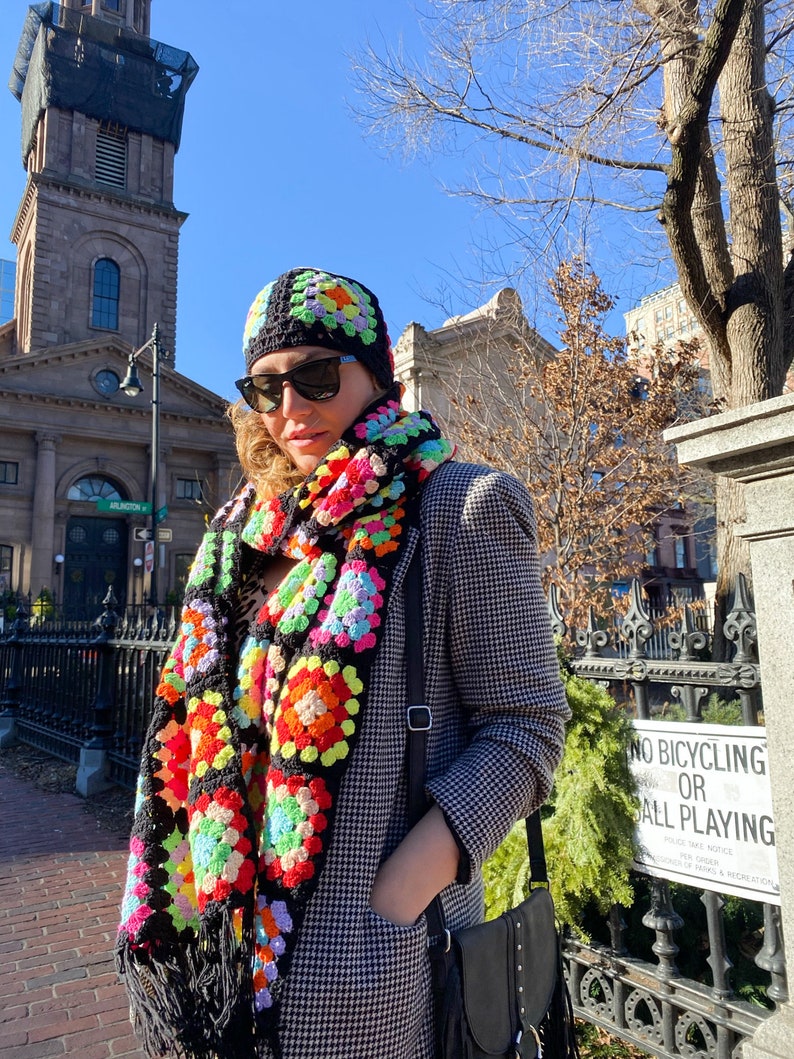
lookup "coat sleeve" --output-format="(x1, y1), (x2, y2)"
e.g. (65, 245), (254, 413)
(424, 467), (570, 875)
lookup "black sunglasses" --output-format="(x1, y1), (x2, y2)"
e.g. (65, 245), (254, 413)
(235, 355), (357, 412)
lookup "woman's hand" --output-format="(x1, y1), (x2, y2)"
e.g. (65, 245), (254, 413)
(368, 804), (460, 926)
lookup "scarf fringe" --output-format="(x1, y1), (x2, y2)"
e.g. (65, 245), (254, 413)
(116, 906), (257, 1059)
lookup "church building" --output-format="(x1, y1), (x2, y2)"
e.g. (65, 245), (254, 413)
(0, 1), (239, 617)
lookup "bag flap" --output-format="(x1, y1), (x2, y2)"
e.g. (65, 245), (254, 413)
(455, 914), (513, 1053)
(455, 887), (558, 1054)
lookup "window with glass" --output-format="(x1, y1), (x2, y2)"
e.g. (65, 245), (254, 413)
(0, 461), (19, 485)
(0, 259), (15, 325)
(67, 475), (124, 501)
(674, 533), (688, 569)
(91, 258), (120, 330)
(176, 478), (204, 501)
(0, 544), (12, 595)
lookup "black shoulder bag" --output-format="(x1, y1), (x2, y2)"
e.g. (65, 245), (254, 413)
(403, 545), (579, 1059)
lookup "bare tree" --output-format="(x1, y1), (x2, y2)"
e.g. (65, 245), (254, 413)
(444, 259), (704, 624)
(356, 0), (794, 620)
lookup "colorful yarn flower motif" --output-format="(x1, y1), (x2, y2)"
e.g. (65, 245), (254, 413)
(160, 828), (198, 934)
(251, 897), (293, 1011)
(156, 648), (186, 706)
(187, 689), (236, 780)
(310, 560), (385, 652)
(290, 270), (378, 344)
(181, 600), (221, 682)
(263, 554), (337, 637)
(346, 501), (407, 557)
(242, 282), (275, 352)
(406, 436), (456, 480)
(243, 499), (288, 551)
(189, 786), (255, 911)
(233, 635), (271, 729)
(353, 398), (402, 444)
(272, 656), (363, 767)
(119, 834), (154, 940)
(312, 452), (389, 526)
(153, 717), (191, 812)
(262, 769), (332, 888)
(187, 531), (216, 589)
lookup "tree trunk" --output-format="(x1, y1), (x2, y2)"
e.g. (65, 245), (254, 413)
(719, 0), (787, 404)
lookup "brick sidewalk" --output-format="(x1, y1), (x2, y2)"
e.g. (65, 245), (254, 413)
(0, 765), (145, 1058)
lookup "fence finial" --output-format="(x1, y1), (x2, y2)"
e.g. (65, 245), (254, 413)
(723, 572), (757, 663)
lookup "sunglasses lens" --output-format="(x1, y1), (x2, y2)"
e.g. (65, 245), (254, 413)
(235, 377), (279, 412)
(291, 359), (341, 401)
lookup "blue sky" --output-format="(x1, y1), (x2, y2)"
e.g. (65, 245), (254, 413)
(0, 1), (667, 401)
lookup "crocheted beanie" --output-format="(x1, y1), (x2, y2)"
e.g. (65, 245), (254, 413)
(242, 267), (394, 388)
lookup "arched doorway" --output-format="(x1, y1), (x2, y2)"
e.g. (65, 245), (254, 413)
(64, 476), (129, 617)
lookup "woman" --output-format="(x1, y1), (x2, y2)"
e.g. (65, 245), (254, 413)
(117, 267), (569, 1059)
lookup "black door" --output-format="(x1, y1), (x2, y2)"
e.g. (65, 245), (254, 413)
(63, 516), (128, 618)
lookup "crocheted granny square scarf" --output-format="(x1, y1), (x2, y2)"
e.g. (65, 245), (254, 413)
(117, 387), (453, 1059)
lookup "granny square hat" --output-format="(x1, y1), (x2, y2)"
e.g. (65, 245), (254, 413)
(242, 267), (394, 388)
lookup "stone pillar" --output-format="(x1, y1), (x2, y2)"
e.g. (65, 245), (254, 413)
(667, 393), (794, 1058)
(29, 432), (60, 596)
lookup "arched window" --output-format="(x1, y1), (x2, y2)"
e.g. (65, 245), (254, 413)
(67, 476), (125, 502)
(92, 258), (120, 330)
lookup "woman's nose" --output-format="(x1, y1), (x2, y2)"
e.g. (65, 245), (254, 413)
(279, 381), (313, 416)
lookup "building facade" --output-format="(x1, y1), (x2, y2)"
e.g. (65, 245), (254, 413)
(624, 281), (704, 353)
(0, 1), (239, 616)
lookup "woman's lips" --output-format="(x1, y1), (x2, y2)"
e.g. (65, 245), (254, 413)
(287, 432), (327, 447)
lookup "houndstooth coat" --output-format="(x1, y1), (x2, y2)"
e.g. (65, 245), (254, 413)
(270, 461), (569, 1059)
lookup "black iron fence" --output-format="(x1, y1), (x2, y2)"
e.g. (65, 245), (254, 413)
(550, 575), (785, 1059)
(0, 593), (178, 788)
(0, 579), (787, 1058)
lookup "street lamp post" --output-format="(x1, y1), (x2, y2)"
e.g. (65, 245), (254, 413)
(121, 323), (169, 609)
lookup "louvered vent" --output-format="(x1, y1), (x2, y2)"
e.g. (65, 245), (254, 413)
(96, 127), (127, 189)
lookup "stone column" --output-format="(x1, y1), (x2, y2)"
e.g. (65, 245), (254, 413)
(29, 432), (60, 596)
(667, 393), (794, 1058)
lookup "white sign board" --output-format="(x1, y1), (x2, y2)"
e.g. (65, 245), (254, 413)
(630, 721), (780, 904)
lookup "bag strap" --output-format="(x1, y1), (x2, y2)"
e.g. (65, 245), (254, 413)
(403, 542), (549, 925)
(404, 541), (430, 830)
(403, 544), (448, 952)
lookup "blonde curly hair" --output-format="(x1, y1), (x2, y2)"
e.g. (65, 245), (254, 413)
(228, 400), (304, 500)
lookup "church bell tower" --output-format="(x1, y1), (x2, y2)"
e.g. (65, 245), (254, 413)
(8, 0), (197, 357)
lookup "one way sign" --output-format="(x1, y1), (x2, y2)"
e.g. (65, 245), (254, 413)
(133, 528), (153, 541)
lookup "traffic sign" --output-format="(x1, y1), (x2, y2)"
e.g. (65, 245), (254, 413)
(133, 528), (153, 542)
(154, 505), (169, 525)
(144, 540), (154, 574)
(97, 499), (151, 514)
(156, 528), (173, 542)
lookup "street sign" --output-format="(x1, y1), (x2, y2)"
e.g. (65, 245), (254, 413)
(156, 528), (173, 542)
(133, 528), (153, 542)
(97, 499), (151, 514)
(144, 540), (154, 574)
(154, 505), (169, 525)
